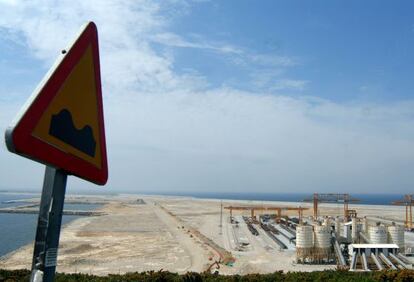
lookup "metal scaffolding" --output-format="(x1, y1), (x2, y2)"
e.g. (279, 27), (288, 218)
(392, 194), (414, 230)
(303, 193), (359, 219)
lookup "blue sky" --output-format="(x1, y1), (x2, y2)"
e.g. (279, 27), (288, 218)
(0, 0), (414, 194)
(160, 1), (414, 101)
(2, 1), (414, 102)
(0, 35), (42, 101)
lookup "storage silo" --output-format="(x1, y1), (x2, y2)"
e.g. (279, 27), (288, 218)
(335, 217), (341, 237)
(362, 217), (368, 233)
(314, 224), (332, 262)
(388, 222), (404, 253)
(351, 217), (358, 243)
(296, 224), (313, 263)
(369, 222), (387, 244)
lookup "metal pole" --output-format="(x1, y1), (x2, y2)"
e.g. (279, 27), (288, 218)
(219, 200), (223, 235)
(406, 204), (408, 229)
(30, 166), (67, 282)
(410, 198), (413, 230)
(31, 167), (55, 271)
(344, 194), (349, 219)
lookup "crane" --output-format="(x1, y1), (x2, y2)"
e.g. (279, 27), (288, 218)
(303, 193), (359, 219)
(224, 205), (308, 223)
(392, 194), (414, 230)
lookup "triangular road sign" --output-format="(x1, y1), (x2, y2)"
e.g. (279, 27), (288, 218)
(5, 22), (108, 185)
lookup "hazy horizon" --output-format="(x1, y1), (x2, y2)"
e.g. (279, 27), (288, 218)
(0, 188), (407, 197)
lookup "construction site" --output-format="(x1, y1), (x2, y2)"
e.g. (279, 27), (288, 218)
(223, 193), (414, 272)
(1, 193), (414, 274)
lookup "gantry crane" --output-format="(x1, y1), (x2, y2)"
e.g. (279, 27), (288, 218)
(303, 193), (359, 219)
(224, 205), (308, 223)
(392, 194), (414, 230)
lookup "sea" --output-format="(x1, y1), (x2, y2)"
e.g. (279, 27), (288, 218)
(0, 193), (101, 257)
(0, 191), (405, 258)
(142, 191), (404, 206)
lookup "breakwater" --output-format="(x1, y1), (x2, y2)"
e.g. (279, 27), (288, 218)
(0, 209), (105, 216)
(0, 205), (105, 216)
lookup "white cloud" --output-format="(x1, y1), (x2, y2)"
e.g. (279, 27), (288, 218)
(0, 0), (414, 194)
(104, 89), (414, 193)
(151, 32), (243, 55)
(249, 53), (297, 67)
(0, 0), (17, 5)
(271, 79), (308, 91)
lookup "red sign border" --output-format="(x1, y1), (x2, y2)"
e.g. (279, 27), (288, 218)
(5, 22), (108, 185)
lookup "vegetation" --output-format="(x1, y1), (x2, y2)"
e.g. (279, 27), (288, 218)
(1, 269), (414, 282)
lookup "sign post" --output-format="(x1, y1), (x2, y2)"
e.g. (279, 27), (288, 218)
(31, 167), (67, 282)
(4, 22), (108, 282)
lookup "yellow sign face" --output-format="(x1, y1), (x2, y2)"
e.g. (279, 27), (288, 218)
(32, 45), (102, 169)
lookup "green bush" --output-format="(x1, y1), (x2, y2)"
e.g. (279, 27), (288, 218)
(1, 269), (414, 282)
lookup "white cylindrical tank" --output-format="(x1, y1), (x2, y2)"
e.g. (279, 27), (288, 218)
(369, 223), (387, 244)
(296, 225), (313, 249)
(351, 217), (357, 242)
(388, 223), (404, 252)
(363, 217), (368, 233)
(313, 225), (332, 261)
(296, 224), (313, 262)
(335, 217), (341, 236)
(323, 217), (329, 226)
(314, 225), (331, 249)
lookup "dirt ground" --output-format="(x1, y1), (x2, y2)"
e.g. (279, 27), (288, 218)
(0, 194), (412, 275)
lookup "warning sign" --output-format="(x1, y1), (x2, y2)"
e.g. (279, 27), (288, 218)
(32, 44), (102, 168)
(5, 22), (108, 185)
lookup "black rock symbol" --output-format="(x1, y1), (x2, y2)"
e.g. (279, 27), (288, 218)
(49, 109), (96, 157)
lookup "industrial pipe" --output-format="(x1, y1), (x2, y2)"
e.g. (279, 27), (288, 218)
(371, 253), (384, 271)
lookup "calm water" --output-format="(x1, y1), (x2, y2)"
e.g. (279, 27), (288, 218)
(0, 193), (100, 257)
(143, 191), (404, 205)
